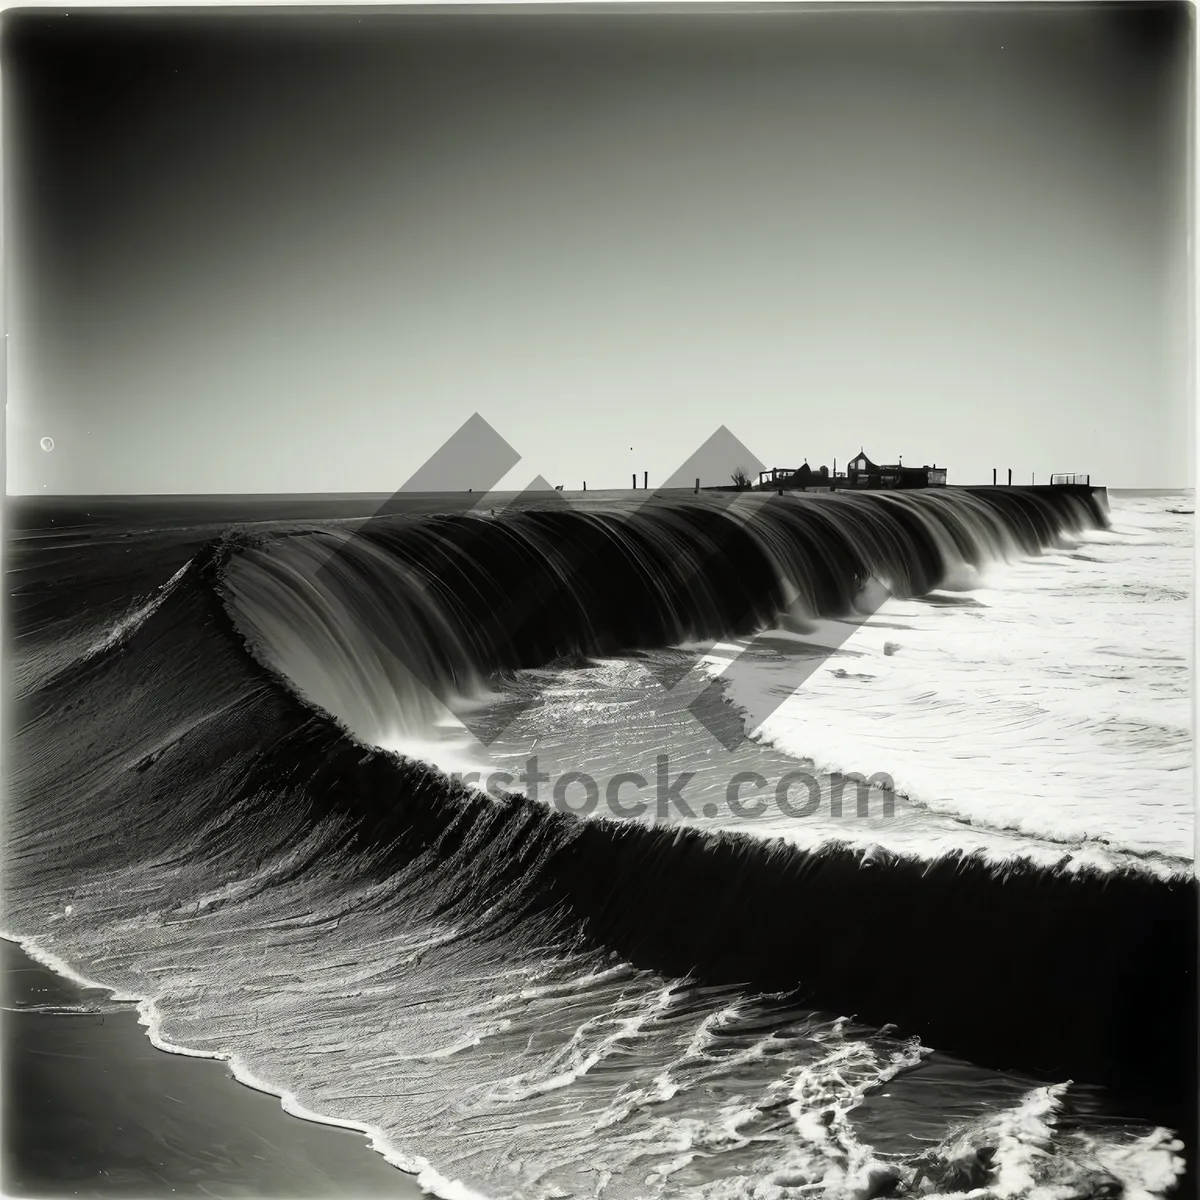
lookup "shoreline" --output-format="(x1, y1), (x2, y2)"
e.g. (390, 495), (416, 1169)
(2, 937), (424, 1198)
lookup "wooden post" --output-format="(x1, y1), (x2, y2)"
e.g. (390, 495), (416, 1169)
(993, 468), (997, 486)
(1032, 472), (1035, 485)
(1008, 468), (1012, 486)
(583, 481), (586, 491)
(695, 477), (699, 494)
(632, 473), (636, 489)
(1087, 474), (1090, 486)
(643, 470), (648, 489)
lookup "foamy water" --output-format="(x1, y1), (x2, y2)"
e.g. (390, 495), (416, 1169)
(715, 492), (1193, 860)
(391, 492), (1193, 870)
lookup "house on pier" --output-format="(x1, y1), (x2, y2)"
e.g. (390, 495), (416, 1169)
(757, 452), (946, 491)
(845, 449), (946, 489)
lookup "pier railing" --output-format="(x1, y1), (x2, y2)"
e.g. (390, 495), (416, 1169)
(1050, 473), (1090, 486)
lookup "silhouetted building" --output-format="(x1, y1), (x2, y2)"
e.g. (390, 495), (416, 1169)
(756, 451), (946, 491)
(846, 448), (946, 489)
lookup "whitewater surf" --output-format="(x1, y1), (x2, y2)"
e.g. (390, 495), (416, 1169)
(5, 487), (1195, 1199)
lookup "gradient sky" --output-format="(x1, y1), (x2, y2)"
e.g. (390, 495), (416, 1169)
(4, 3), (1193, 494)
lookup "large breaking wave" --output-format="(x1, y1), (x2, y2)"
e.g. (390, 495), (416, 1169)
(220, 488), (1109, 749)
(7, 487), (1196, 1198)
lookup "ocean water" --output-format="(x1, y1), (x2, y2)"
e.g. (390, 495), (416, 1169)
(4, 487), (1194, 1199)
(731, 494), (1193, 859)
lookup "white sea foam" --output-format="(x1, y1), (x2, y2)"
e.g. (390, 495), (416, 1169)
(716, 494), (1193, 861)
(1, 930), (486, 1200)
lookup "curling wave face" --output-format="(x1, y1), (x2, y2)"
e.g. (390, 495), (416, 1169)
(218, 488), (1100, 754)
(5, 488), (1194, 1199)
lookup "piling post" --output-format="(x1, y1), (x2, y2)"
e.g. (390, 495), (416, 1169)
(632, 473), (636, 489)
(695, 477), (699, 494)
(583, 481), (586, 491)
(643, 470), (648, 489)
(993, 468), (997, 486)
(1008, 468), (1012, 486)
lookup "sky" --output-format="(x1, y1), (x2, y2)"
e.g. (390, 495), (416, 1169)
(4, 3), (1193, 494)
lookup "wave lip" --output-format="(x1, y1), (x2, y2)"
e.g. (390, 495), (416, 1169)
(220, 487), (1110, 762)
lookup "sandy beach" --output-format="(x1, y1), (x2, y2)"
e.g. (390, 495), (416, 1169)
(2, 939), (420, 1197)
